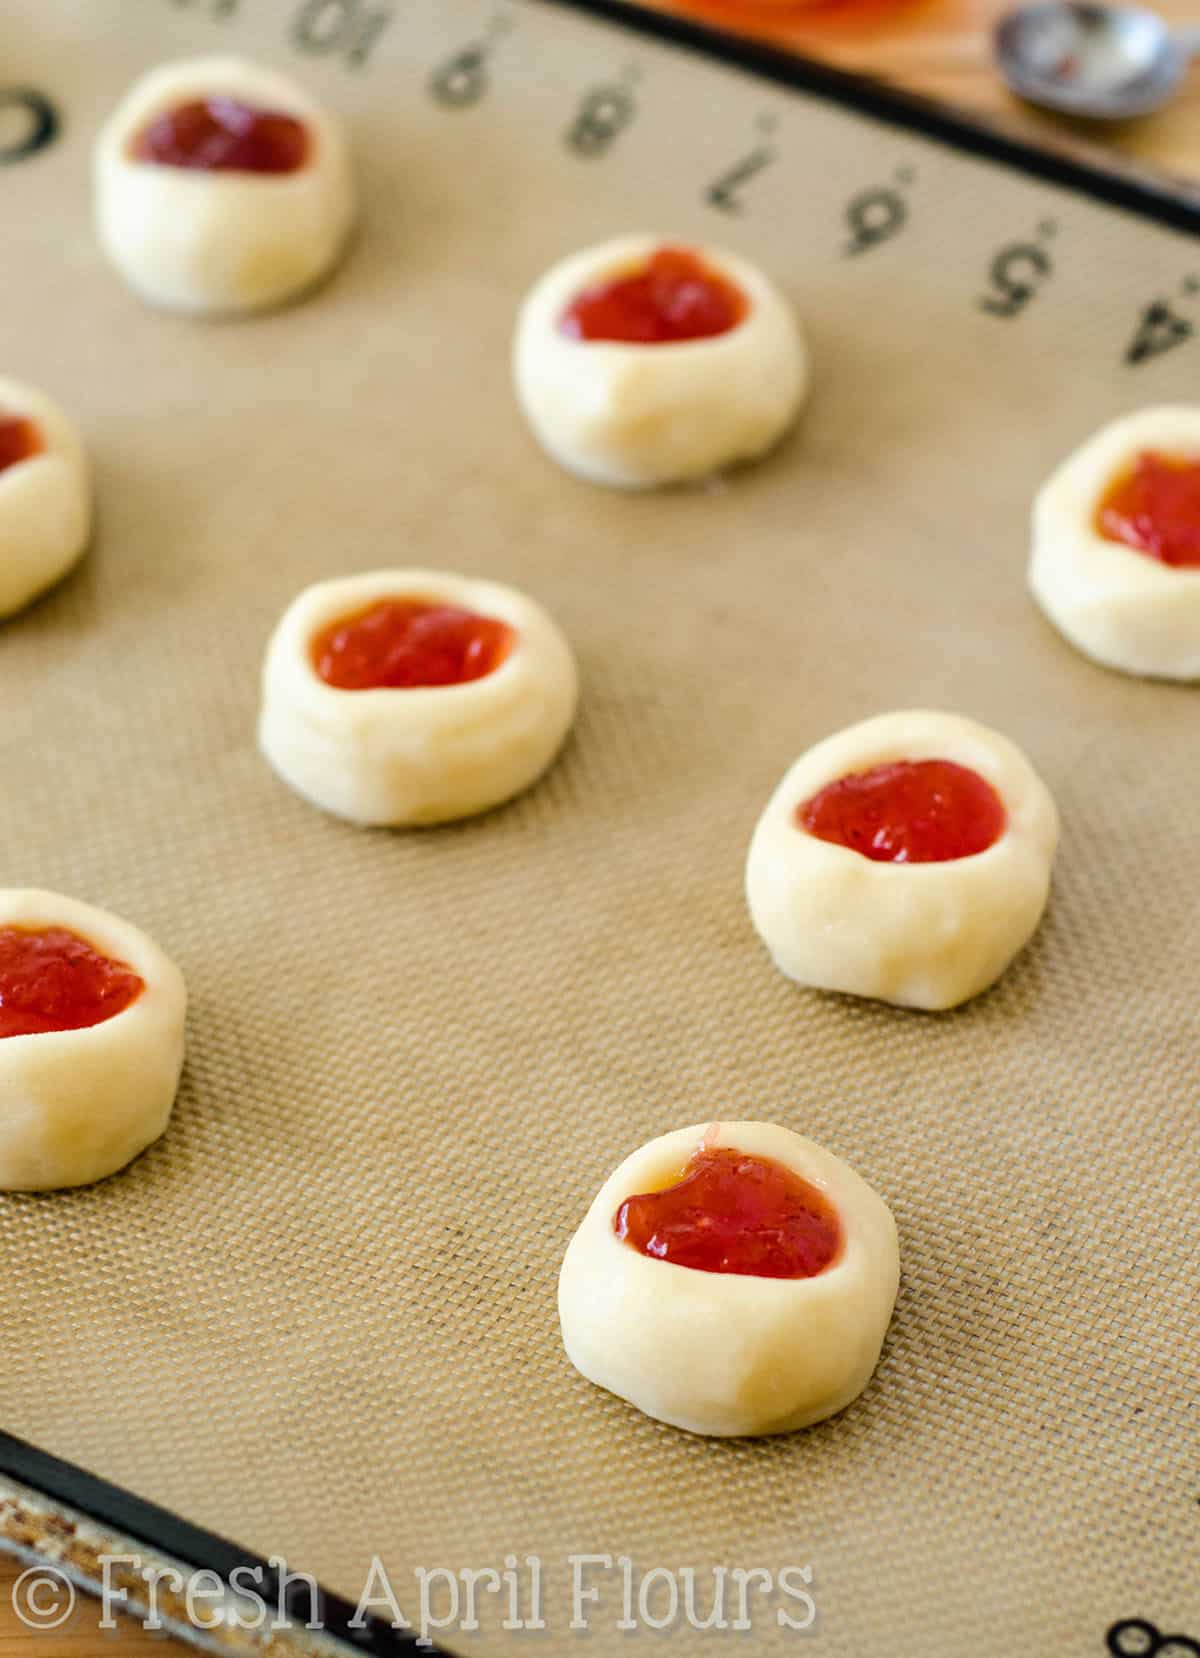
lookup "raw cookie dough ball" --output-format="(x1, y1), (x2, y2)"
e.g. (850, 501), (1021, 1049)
(93, 55), (355, 315)
(512, 235), (808, 488)
(559, 1121), (899, 1436)
(0, 890), (186, 1191)
(1030, 406), (1200, 679)
(258, 569), (579, 826)
(746, 710), (1059, 1011)
(0, 377), (90, 619)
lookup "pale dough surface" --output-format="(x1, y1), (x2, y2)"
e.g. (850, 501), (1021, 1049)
(258, 568), (579, 826)
(0, 890), (186, 1192)
(92, 55), (355, 316)
(512, 234), (808, 488)
(558, 1120), (899, 1437)
(745, 710), (1059, 1011)
(1030, 405), (1200, 680)
(0, 376), (90, 619)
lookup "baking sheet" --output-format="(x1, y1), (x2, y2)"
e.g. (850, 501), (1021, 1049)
(2, 1), (1199, 1653)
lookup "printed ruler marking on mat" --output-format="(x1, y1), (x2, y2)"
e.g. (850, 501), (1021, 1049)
(1106, 1617), (1200, 1657)
(1125, 281), (1198, 365)
(706, 113), (778, 216)
(978, 219), (1056, 318)
(842, 168), (915, 257)
(0, 87), (59, 161)
(429, 10), (514, 110)
(20, 0), (1174, 365)
(290, 0), (393, 70)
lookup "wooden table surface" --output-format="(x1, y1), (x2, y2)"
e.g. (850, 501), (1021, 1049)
(0, 1554), (191, 1656)
(650, 0), (1200, 190)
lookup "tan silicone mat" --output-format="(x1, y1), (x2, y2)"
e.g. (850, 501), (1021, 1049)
(3, 1), (1199, 1652)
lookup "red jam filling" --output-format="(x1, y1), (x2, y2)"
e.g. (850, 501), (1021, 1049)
(1095, 451), (1200, 568)
(0, 414), (42, 476)
(799, 758), (1006, 864)
(560, 246), (747, 344)
(132, 98), (309, 173)
(614, 1145), (841, 1279)
(0, 927), (144, 1039)
(311, 599), (514, 691)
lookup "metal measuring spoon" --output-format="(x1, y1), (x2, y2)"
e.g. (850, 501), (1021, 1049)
(995, 1), (1200, 119)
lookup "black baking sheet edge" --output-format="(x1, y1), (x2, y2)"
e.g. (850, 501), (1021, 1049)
(3, 2), (1197, 1652)
(0, 1430), (450, 1655)
(538, 0), (1200, 236)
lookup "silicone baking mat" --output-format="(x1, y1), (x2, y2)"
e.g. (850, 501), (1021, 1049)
(2, 2), (1198, 1654)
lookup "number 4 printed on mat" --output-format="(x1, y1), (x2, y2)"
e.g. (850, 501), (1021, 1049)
(1125, 293), (1195, 366)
